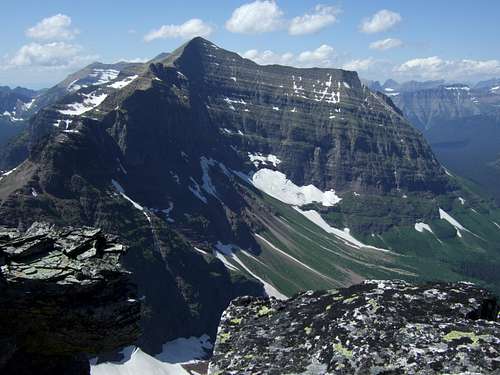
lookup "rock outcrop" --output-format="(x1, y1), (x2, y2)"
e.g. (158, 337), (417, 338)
(209, 280), (499, 374)
(0, 222), (141, 375)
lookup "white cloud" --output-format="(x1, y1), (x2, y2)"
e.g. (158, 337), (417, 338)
(144, 19), (213, 42)
(5, 42), (94, 69)
(369, 38), (402, 51)
(288, 5), (340, 35)
(26, 14), (79, 41)
(360, 10), (401, 34)
(2, 13), (94, 75)
(242, 49), (294, 66)
(394, 56), (500, 80)
(342, 58), (376, 72)
(226, 1), (284, 34)
(297, 45), (335, 66)
(115, 57), (150, 64)
(242, 44), (335, 68)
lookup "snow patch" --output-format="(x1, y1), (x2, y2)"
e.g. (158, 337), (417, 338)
(0, 166), (19, 181)
(224, 97), (246, 107)
(2, 111), (23, 121)
(415, 222), (433, 234)
(91, 334), (211, 375)
(155, 334), (212, 364)
(188, 178), (207, 203)
(59, 92), (108, 116)
(200, 157), (218, 198)
(91, 347), (189, 375)
(108, 75), (139, 89)
(53, 119), (73, 128)
(111, 179), (151, 222)
(294, 208), (391, 253)
(248, 153), (281, 168)
(445, 86), (470, 91)
(251, 169), (341, 207)
(439, 208), (468, 238)
(90, 69), (120, 85)
(214, 242), (287, 299)
(161, 202), (174, 223)
(23, 98), (36, 110)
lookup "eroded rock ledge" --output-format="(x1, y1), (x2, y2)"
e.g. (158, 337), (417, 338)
(209, 280), (499, 375)
(0, 222), (141, 375)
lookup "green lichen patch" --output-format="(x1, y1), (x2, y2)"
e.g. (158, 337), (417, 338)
(229, 317), (242, 325)
(219, 332), (231, 344)
(257, 305), (274, 317)
(333, 343), (353, 359)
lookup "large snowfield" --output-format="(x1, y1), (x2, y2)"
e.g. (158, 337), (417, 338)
(90, 335), (212, 375)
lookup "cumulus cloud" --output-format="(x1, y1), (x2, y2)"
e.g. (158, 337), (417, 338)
(394, 56), (500, 80)
(144, 19), (213, 42)
(342, 58), (376, 72)
(360, 10), (401, 34)
(297, 45), (335, 65)
(242, 49), (294, 66)
(226, 1), (284, 34)
(2, 14), (94, 72)
(26, 14), (79, 41)
(242, 44), (335, 68)
(5, 42), (95, 69)
(288, 5), (340, 35)
(369, 38), (402, 51)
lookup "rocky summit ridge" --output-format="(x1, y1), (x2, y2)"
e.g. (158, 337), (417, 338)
(0, 222), (140, 375)
(209, 280), (500, 375)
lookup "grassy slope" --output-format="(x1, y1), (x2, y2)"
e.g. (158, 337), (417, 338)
(217, 177), (500, 297)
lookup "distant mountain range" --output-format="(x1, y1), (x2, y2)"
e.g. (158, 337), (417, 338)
(366, 78), (500, 201)
(1, 38), (500, 357)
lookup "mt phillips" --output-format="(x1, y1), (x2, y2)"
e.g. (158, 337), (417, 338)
(1, 36), (499, 374)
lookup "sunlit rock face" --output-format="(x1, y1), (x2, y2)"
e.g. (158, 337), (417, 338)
(209, 280), (499, 375)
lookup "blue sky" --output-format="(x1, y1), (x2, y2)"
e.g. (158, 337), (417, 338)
(1, 0), (499, 88)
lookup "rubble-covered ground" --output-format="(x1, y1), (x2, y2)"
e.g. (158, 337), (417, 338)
(209, 280), (499, 374)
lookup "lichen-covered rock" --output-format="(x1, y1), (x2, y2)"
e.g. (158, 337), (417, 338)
(209, 280), (499, 374)
(0, 222), (141, 375)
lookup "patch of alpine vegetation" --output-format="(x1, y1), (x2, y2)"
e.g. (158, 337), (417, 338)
(209, 280), (499, 375)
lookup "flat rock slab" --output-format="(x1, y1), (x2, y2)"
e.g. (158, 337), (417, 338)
(209, 280), (499, 375)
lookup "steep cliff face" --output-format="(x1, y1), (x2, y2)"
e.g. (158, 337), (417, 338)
(392, 86), (481, 131)
(1, 38), (500, 353)
(0, 222), (141, 374)
(371, 79), (500, 201)
(158, 38), (448, 194)
(209, 280), (500, 374)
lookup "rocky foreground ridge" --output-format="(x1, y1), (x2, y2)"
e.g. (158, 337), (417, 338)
(0, 222), (141, 375)
(209, 280), (499, 374)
